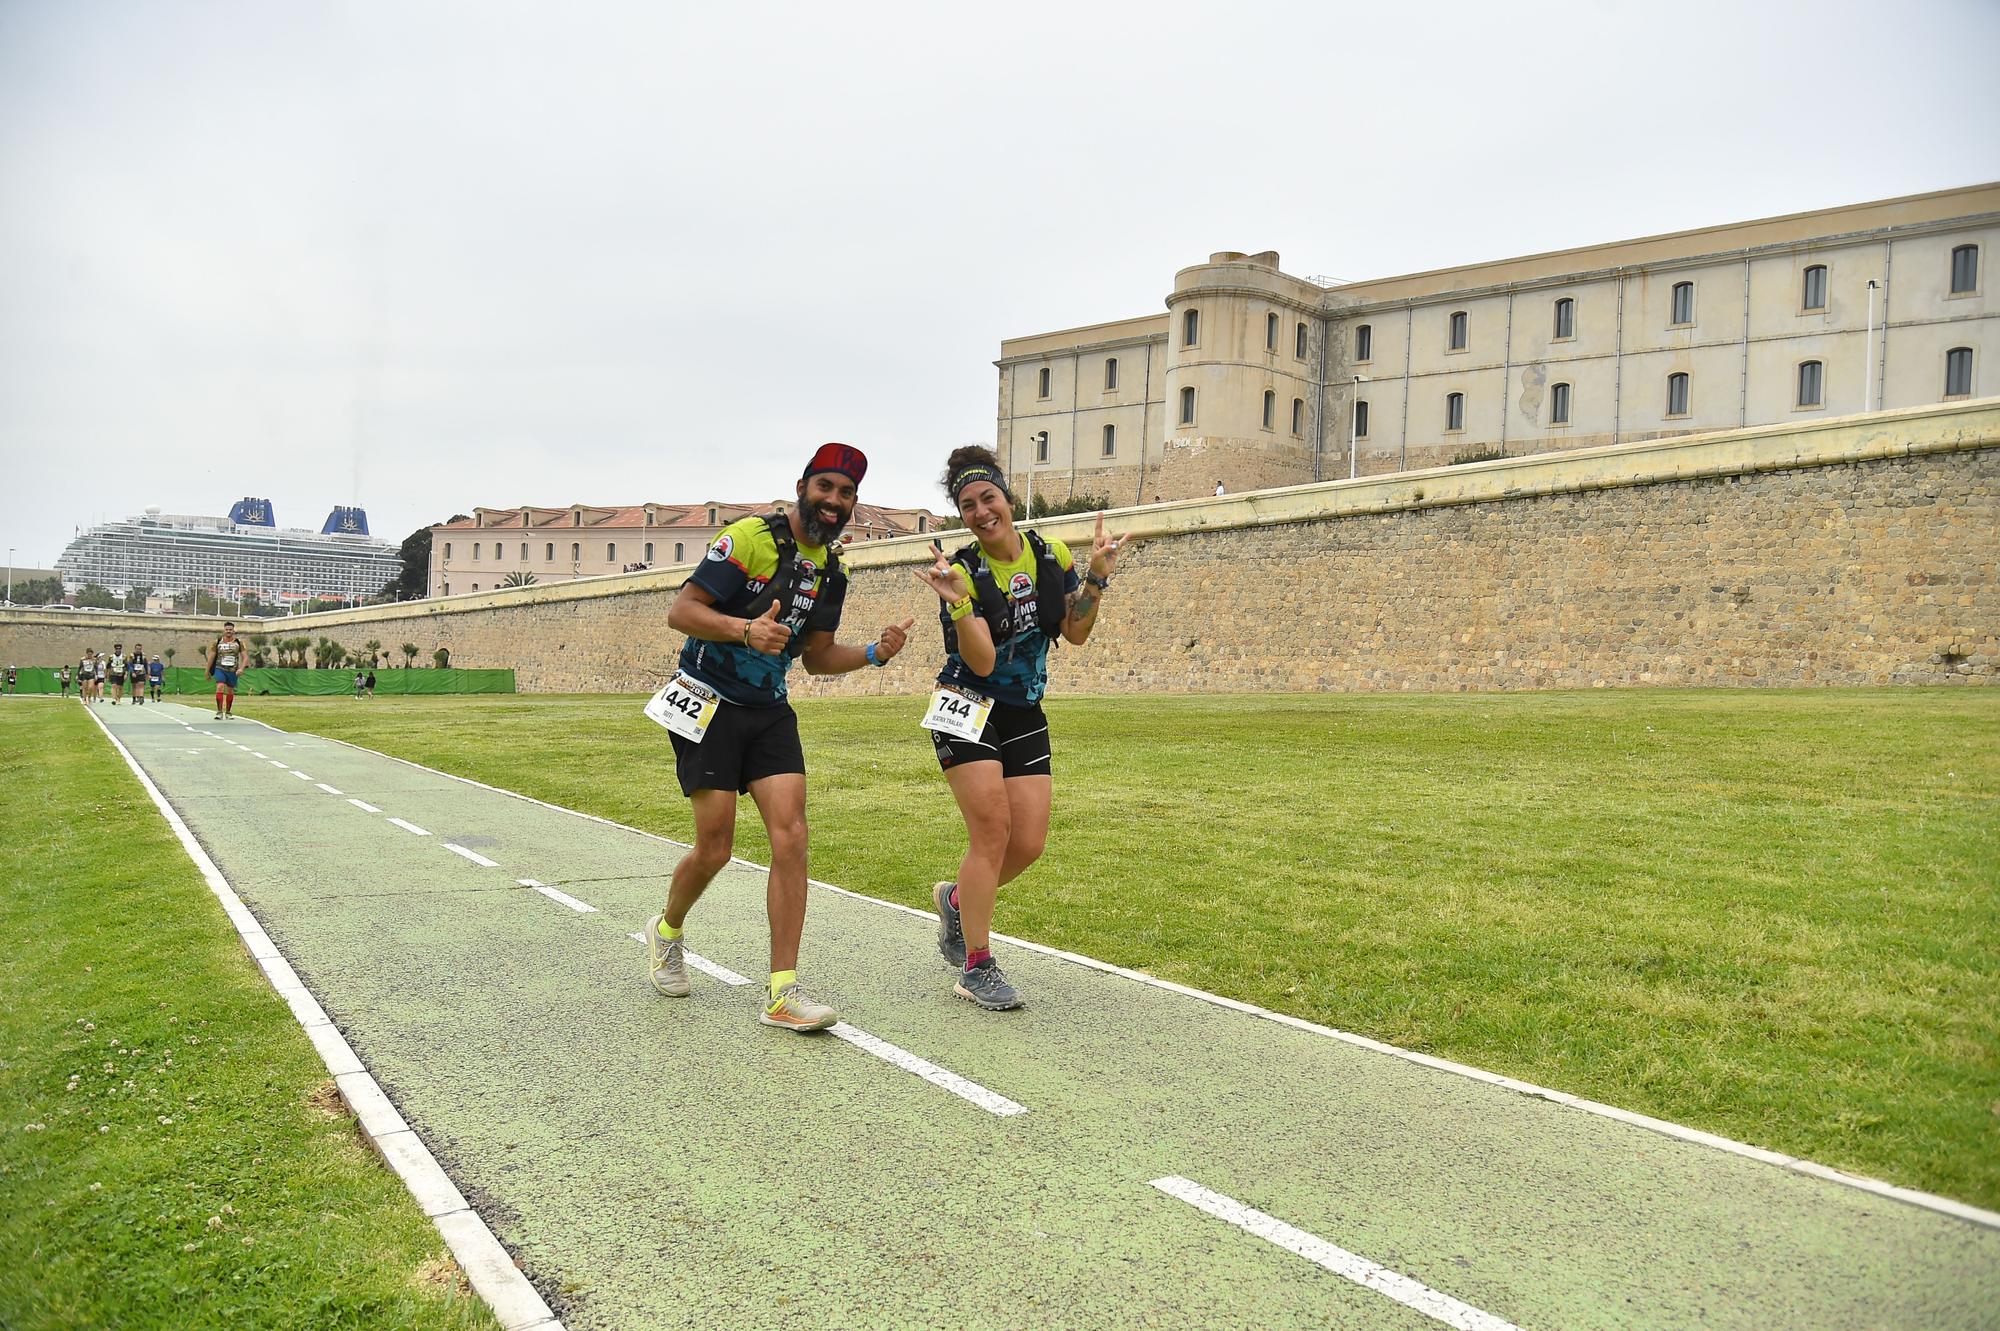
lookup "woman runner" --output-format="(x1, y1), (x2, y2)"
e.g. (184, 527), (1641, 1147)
(913, 445), (1131, 1010)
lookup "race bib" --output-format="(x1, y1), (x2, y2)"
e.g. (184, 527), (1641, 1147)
(644, 672), (721, 743)
(920, 686), (993, 742)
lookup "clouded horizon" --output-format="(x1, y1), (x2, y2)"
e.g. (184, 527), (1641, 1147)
(4, 0), (1996, 568)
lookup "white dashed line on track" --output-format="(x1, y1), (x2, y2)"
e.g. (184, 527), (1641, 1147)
(1149, 1176), (1520, 1331)
(315, 783), (344, 795)
(444, 843), (500, 869)
(386, 818), (431, 836)
(268, 759), (289, 768)
(625, 932), (748, 984)
(251, 751), (269, 759)
(348, 799), (382, 813)
(827, 1023), (1028, 1117)
(519, 878), (596, 913)
(291, 770), (312, 781)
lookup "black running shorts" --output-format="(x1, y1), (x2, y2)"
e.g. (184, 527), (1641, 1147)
(670, 699), (806, 796)
(931, 699), (1052, 779)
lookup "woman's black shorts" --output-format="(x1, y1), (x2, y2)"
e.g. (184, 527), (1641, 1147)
(931, 699), (1051, 779)
(669, 699), (806, 797)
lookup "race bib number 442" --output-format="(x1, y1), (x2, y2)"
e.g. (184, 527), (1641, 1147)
(919, 686), (993, 743)
(645, 672), (721, 743)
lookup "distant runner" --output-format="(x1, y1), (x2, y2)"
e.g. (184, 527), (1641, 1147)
(207, 622), (244, 720)
(914, 445), (1133, 1011)
(148, 654), (166, 702)
(106, 643), (126, 704)
(59, 664), (71, 697)
(3, 666), (15, 696)
(127, 643), (145, 705)
(646, 442), (915, 1033)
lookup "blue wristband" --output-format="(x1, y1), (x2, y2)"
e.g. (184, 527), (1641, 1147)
(865, 641), (882, 667)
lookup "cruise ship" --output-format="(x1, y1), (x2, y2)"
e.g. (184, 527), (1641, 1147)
(56, 498), (402, 603)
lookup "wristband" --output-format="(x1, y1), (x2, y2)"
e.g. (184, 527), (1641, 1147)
(1084, 572), (1111, 591)
(741, 618), (753, 646)
(947, 596), (975, 622)
(866, 641), (889, 667)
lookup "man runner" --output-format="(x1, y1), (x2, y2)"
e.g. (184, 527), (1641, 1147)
(128, 643), (145, 705)
(148, 653), (166, 702)
(4, 666), (15, 696)
(207, 622), (245, 719)
(106, 643), (126, 704)
(59, 664), (71, 697)
(647, 443), (916, 1032)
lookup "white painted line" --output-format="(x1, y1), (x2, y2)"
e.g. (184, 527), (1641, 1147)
(251, 751), (269, 759)
(828, 1022), (1028, 1117)
(76, 706), (566, 1331)
(626, 932), (747, 984)
(315, 783), (343, 795)
(269, 758), (288, 767)
(348, 798), (382, 813)
(1150, 1176), (1518, 1331)
(386, 818), (431, 837)
(445, 843), (501, 869)
(271, 719), (2000, 1233)
(516, 877), (596, 914)
(290, 770), (312, 781)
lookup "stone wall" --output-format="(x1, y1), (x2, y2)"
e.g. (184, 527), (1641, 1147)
(6, 401), (1994, 693)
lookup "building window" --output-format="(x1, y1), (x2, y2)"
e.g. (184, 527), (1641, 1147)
(1670, 282), (1694, 326)
(1950, 245), (1978, 294)
(1553, 298), (1575, 340)
(1353, 400), (1370, 439)
(544, 543), (554, 561)
(1183, 308), (1200, 346)
(1290, 397), (1304, 435)
(1945, 346), (1974, 397)
(1445, 392), (1465, 432)
(1801, 265), (1828, 312)
(1035, 431), (1050, 462)
(570, 542), (581, 563)
(1295, 321), (1308, 359)
(1667, 372), (1690, 416)
(1355, 324), (1372, 361)
(471, 583), (479, 593)
(1037, 366), (1051, 399)
(706, 506), (717, 524)
(573, 512), (581, 526)
(644, 542), (654, 562)
(1180, 385), (1196, 425)
(1102, 423), (1116, 457)
(1448, 311), (1468, 351)
(1261, 390), (1275, 430)
(1550, 382), (1571, 425)
(472, 542), (481, 561)
(1797, 360), (1824, 408)
(1104, 357), (1118, 391)
(443, 542), (451, 560)
(442, 583), (449, 596)
(1266, 312), (1279, 351)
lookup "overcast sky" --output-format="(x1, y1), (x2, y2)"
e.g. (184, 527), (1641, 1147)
(3, 0), (1996, 568)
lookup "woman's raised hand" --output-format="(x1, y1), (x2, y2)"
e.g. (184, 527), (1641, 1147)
(1088, 511), (1132, 579)
(914, 550), (972, 603)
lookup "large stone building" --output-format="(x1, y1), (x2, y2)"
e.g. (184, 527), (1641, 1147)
(429, 499), (946, 598)
(998, 183), (1997, 502)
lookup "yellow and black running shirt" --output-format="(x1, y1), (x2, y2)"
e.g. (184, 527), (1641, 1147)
(936, 538), (1079, 707)
(678, 516), (845, 707)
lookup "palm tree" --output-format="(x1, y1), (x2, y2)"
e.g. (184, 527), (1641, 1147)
(163, 646), (177, 692)
(363, 638), (383, 667)
(289, 637), (310, 668)
(500, 570), (538, 587)
(400, 642), (419, 669)
(248, 632), (271, 668)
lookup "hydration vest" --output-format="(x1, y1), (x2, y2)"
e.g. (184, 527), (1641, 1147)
(941, 530), (1068, 657)
(738, 512), (847, 639)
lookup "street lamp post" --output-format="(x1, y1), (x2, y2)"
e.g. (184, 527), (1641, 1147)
(5, 547), (14, 605)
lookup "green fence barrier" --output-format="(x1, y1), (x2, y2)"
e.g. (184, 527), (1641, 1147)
(0, 667), (514, 696)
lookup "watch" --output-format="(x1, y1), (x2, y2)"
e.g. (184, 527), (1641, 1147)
(1084, 572), (1111, 591)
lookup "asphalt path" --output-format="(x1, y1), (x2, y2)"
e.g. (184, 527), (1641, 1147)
(94, 699), (2000, 1330)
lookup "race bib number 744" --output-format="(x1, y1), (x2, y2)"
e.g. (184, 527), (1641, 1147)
(919, 686), (993, 743)
(644, 672), (721, 743)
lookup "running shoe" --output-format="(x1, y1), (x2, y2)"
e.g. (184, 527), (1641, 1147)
(213, 710), (223, 719)
(646, 913), (690, 997)
(932, 880), (965, 969)
(954, 958), (1023, 1011)
(759, 982), (838, 1032)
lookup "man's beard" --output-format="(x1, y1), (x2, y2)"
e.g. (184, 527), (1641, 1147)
(800, 504), (850, 546)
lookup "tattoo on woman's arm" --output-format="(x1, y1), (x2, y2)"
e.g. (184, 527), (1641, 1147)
(1074, 591), (1097, 618)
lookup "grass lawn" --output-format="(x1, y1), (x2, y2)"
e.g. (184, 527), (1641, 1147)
(241, 687), (2000, 1211)
(0, 701), (499, 1331)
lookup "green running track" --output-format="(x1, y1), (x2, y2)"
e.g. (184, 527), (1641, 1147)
(91, 700), (1999, 1330)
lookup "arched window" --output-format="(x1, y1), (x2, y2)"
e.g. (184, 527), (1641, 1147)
(1037, 366), (1051, 398)
(1667, 372), (1690, 416)
(706, 506), (717, 525)
(570, 542), (581, 563)
(1445, 392), (1465, 431)
(644, 542), (654, 562)
(1448, 311), (1468, 351)
(1265, 312), (1279, 351)
(1355, 324), (1373, 361)
(1102, 423), (1116, 457)
(1797, 360), (1823, 408)
(607, 543), (617, 561)
(1353, 400), (1370, 439)
(1550, 382), (1571, 425)
(1104, 358), (1118, 391)
(1262, 390), (1276, 429)
(1182, 308), (1200, 346)
(1670, 282), (1695, 326)
(1179, 385), (1196, 425)
(1945, 346), (1974, 398)
(674, 542), (685, 561)
(1295, 322), (1308, 359)
(544, 543), (554, 561)
(472, 542), (481, 561)
(1553, 298), (1575, 340)
(1801, 265), (1828, 312)
(1950, 245), (1978, 294)
(443, 542), (452, 560)
(1290, 397), (1304, 434)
